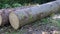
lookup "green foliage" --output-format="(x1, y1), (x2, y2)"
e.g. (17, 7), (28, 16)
(2, 4), (11, 8)
(0, 3), (22, 9)
(50, 19), (60, 28)
(0, 0), (54, 9)
(12, 3), (22, 7)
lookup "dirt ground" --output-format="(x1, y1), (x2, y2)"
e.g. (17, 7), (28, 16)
(0, 13), (60, 34)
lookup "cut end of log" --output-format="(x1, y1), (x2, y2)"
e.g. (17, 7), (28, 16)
(0, 15), (2, 26)
(9, 12), (19, 29)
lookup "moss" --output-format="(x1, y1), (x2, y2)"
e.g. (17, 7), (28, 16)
(19, 14), (25, 19)
(29, 14), (33, 21)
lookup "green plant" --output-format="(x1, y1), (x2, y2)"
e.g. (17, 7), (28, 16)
(2, 4), (11, 8)
(12, 3), (22, 7)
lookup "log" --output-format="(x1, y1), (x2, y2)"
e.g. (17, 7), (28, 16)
(0, 10), (3, 26)
(0, 5), (35, 26)
(0, 8), (14, 26)
(9, 1), (60, 29)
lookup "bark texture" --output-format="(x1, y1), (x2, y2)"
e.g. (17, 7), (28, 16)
(0, 5), (35, 26)
(9, 1), (60, 29)
(0, 8), (14, 26)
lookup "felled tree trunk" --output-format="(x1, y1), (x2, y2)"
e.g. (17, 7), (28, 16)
(9, 1), (60, 29)
(0, 10), (3, 26)
(0, 5), (35, 26)
(0, 8), (14, 26)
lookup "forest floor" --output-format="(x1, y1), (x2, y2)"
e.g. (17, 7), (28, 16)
(0, 13), (60, 34)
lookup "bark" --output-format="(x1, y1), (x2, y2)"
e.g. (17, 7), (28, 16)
(0, 5), (35, 26)
(0, 8), (14, 26)
(9, 1), (60, 30)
